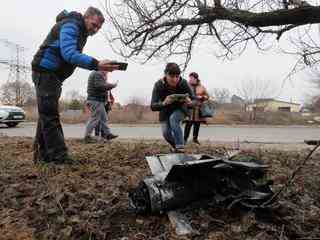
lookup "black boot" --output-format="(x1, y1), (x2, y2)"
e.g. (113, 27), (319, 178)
(184, 122), (192, 143)
(106, 133), (118, 140)
(193, 123), (201, 145)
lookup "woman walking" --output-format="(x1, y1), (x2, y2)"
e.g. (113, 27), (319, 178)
(184, 72), (210, 145)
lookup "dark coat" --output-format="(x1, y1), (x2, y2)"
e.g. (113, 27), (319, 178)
(151, 77), (196, 121)
(87, 71), (116, 102)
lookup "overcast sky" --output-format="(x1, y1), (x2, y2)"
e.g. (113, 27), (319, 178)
(0, 0), (315, 105)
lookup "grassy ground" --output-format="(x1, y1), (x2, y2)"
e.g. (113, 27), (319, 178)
(0, 137), (320, 240)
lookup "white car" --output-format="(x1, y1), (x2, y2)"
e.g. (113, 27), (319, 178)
(0, 105), (26, 127)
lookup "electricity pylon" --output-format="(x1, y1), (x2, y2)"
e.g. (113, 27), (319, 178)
(0, 39), (31, 106)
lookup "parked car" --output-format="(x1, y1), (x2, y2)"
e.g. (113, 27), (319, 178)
(0, 105), (26, 127)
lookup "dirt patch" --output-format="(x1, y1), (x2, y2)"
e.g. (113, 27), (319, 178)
(0, 137), (320, 240)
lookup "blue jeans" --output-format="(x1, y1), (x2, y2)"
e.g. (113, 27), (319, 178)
(161, 109), (185, 148)
(85, 100), (111, 138)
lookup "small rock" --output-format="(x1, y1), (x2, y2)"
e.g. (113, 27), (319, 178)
(207, 231), (225, 240)
(230, 224), (242, 233)
(136, 219), (144, 225)
(96, 198), (108, 209)
(61, 226), (73, 238)
(92, 210), (105, 218)
(78, 190), (92, 199)
(241, 213), (256, 232)
(69, 215), (81, 224)
(47, 207), (59, 215)
(66, 206), (77, 215)
(57, 216), (66, 224)
(252, 232), (274, 240)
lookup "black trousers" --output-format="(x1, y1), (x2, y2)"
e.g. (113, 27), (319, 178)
(184, 121), (201, 142)
(32, 71), (68, 162)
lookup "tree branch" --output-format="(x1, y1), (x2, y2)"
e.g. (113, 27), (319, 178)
(199, 5), (320, 27)
(105, 0), (320, 71)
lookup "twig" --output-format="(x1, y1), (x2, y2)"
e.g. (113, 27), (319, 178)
(279, 224), (285, 240)
(56, 197), (66, 218)
(261, 143), (320, 207)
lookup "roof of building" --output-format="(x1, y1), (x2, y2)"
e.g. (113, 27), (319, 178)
(253, 98), (300, 106)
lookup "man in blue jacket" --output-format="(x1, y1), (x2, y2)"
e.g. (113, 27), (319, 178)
(32, 7), (119, 164)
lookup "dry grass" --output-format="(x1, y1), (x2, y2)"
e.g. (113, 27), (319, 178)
(25, 105), (315, 126)
(0, 137), (320, 239)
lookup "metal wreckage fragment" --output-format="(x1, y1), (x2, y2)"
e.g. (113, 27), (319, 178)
(129, 153), (275, 214)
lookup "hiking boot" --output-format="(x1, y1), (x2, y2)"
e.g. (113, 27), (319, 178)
(84, 136), (99, 144)
(59, 154), (78, 165)
(174, 147), (185, 153)
(170, 147), (177, 153)
(33, 149), (45, 164)
(106, 133), (118, 140)
(37, 153), (77, 165)
(49, 153), (78, 165)
(193, 139), (200, 145)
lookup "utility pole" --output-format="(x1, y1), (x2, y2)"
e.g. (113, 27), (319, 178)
(0, 39), (31, 106)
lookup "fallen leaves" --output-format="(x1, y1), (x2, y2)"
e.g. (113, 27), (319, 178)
(0, 136), (320, 239)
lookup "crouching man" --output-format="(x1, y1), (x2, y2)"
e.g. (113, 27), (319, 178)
(151, 63), (195, 153)
(84, 70), (118, 143)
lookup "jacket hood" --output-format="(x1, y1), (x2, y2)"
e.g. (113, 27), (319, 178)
(56, 10), (84, 23)
(56, 10), (87, 35)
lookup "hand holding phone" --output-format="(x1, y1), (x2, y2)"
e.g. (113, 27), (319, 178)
(98, 60), (120, 72)
(110, 61), (128, 71)
(163, 95), (173, 105)
(169, 94), (189, 102)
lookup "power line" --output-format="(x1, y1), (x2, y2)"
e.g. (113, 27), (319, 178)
(0, 39), (31, 106)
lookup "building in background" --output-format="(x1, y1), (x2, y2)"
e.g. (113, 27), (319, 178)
(247, 99), (301, 113)
(231, 95), (245, 106)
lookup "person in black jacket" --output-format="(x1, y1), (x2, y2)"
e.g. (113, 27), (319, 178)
(84, 70), (118, 143)
(151, 63), (195, 153)
(32, 7), (120, 164)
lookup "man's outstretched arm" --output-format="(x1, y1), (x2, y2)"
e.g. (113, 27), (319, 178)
(59, 22), (99, 70)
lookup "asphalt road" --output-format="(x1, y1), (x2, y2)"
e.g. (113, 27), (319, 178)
(1, 122), (320, 144)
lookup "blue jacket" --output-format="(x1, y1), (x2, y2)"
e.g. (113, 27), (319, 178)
(32, 11), (99, 81)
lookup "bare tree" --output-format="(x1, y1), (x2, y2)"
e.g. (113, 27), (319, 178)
(311, 96), (320, 112)
(125, 95), (148, 106)
(125, 96), (148, 121)
(65, 90), (86, 103)
(308, 67), (320, 89)
(284, 24), (320, 76)
(105, 0), (320, 71)
(212, 88), (230, 103)
(303, 67), (320, 111)
(237, 78), (277, 107)
(0, 81), (35, 106)
(64, 90), (86, 111)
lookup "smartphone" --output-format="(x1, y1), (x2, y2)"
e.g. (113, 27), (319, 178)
(110, 61), (128, 71)
(170, 94), (189, 102)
